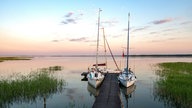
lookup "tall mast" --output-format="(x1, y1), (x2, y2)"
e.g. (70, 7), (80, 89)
(126, 13), (130, 71)
(96, 8), (101, 69)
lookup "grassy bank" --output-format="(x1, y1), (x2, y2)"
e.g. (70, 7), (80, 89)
(155, 62), (192, 108)
(0, 56), (32, 62)
(0, 66), (66, 108)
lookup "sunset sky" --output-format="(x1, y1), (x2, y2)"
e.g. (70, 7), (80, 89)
(0, 0), (192, 55)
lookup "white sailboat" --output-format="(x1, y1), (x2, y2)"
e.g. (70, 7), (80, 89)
(87, 8), (105, 88)
(118, 13), (137, 87)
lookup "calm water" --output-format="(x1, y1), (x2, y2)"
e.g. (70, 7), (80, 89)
(0, 56), (191, 108)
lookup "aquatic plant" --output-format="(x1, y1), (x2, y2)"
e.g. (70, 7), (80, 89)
(0, 57), (32, 62)
(0, 66), (66, 108)
(154, 62), (192, 108)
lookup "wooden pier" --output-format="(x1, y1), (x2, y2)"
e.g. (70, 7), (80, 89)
(92, 73), (121, 108)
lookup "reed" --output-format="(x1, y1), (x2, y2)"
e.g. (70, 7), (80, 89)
(0, 56), (32, 62)
(0, 66), (66, 108)
(154, 62), (192, 108)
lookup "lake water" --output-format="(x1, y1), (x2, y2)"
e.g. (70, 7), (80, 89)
(0, 56), (191, 108)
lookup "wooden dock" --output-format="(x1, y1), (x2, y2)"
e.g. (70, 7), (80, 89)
(92, 73), (121, 108)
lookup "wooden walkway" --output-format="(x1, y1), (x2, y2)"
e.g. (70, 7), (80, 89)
(92, 73), (121, 108)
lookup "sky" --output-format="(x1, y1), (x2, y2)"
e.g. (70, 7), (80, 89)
(0, 0), (192, 55)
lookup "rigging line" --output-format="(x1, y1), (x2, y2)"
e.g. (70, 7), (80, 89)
(105, 35), (120, 71)
(102, 28), (108, 69)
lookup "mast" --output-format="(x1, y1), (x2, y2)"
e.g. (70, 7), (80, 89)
(96, 8), (101, 70)
(126, 13), (130, 72)
(102, 28), (107, 69)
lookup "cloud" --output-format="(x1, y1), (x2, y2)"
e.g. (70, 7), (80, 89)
(61, 11), (83, 24)
(69, 37), (87, 42)
(150, 37), (177, 43)
(148, 28), (175, 36)
(61, 18), (77, 24)
(123, 28), (128, 31)
(68, 37), (96, 43)
(61, 19), (75, 24)
(150, 40), (163, 43)
(167, 37), (177, 40)
(52, 40), (60, 42)
(101, 20), (118, 27)
(51, 39), (64, 42)
(52, 37), (95, 43)
(151, 18), (173, 24)
(162, 28), (174, 32)
(112, 34), (122, 38)
(65, 12), (73, 17)
(84, 40), (96, 42)
(149, 32), (157, 34)
(132, 26), (149, 32)
(123, 27), (133, 31)
(180, 21), (192, 25)
(79, 13), (84, 16)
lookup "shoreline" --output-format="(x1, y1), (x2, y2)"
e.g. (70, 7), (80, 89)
(0, 54), (192, 58)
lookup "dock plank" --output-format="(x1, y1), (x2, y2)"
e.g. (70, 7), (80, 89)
(92, 73), (121, 108)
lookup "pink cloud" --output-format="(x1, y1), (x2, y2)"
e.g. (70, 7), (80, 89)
(152, 18), (173, 24)
(69, 37), (87, 42)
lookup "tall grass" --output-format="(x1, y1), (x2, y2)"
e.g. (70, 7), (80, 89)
(0, 66), (66, 108)
(154, 62), (192, 108)
(0, 57), (32, 62)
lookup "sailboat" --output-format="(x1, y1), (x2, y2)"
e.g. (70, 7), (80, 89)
(118, 13), (137, 87)
(87, 8), (105, 88)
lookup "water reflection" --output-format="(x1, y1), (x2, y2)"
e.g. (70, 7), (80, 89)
(87, 84), (100, 97)
(44, 97), (46, 108)
(153, 82), (187, 108)
(120, 84), (136, 108)
(81, 76), (88, 81)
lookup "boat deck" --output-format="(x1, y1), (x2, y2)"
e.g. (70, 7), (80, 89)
(92, 73), (121, 108)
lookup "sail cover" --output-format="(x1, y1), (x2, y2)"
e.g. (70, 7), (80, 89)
(93, 63), (106, 66)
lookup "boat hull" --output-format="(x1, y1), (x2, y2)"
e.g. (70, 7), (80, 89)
(120, 84), (136, 96)
(88, 77), (104, 88)
(118, 71), (136, 87)
(119, 79), (135, 87)
(87, 83), (100, 96)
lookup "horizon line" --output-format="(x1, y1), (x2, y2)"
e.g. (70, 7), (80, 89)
(1, 54), (192, 57)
